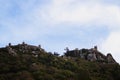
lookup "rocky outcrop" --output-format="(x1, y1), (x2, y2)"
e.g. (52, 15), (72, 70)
(5, 42), (45, 57)
(64, 46), (116, 63)
(107, 53), (116, 63)
(7, 46), (16, 56)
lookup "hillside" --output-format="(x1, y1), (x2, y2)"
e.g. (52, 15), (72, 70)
(0, 42), (120, 80)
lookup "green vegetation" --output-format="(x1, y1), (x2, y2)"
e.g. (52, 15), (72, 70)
(0, 44), (120, 80)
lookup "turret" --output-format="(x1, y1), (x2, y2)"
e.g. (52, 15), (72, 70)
(38, 45), (41, 48)
(8, 43), (11, 47)
(64, 47), (69, 52)
(22, 41), (25, 45)
(94, 46), (97, 51)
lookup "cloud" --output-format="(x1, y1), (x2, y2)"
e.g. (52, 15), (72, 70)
(39, 0), (120, 28)
(2, 0), (120, 32)
(101, 31), (120, 63)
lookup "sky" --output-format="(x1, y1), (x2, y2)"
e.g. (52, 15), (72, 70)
(0, 0), (120, 63)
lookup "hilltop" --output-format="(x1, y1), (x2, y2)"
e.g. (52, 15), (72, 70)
(64, 46), (116, 64)
(0, 42), (120, 80)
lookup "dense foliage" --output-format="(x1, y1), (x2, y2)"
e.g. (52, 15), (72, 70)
(0, 45), (120, 80)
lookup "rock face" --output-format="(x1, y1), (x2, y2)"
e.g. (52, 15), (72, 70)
(7, 46), (16, 56)
(64, 46), (116, 63)
(107, 53), (116, 63)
